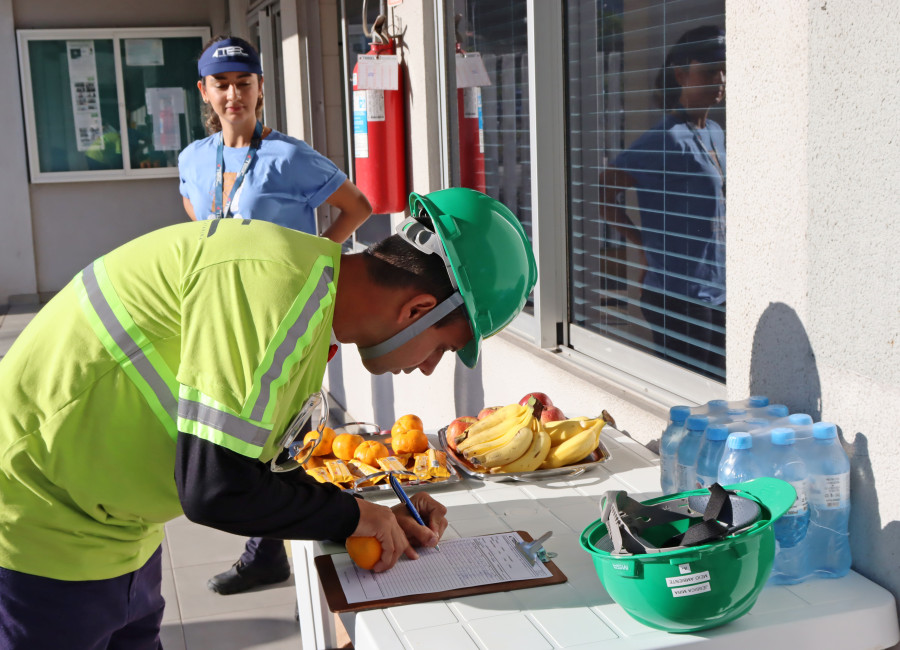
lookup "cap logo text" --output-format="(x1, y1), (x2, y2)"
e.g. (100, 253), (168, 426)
(213, 46), (248, 58)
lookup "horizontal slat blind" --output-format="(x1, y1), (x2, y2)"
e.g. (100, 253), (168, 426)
(566, 0), (726, 380)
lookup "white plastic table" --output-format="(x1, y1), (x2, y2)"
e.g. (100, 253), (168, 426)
(291, 430), (900, 650)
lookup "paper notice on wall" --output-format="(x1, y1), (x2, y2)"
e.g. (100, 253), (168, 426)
(356, 54), (399, 90)
(456, 52), (491, 88)
(125, 39), (165, 66)
(146, 87), (185, 151)
(67, 40), (103, 152)
(352, 90), (369, 158)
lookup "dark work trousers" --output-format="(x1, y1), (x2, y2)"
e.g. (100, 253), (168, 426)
(240, 536), (289, 566)
(0, 545), (164, 649)
(641, 287), (726, 378)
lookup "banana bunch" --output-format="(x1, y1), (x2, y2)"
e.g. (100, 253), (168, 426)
(454, 403), (606, 473)
(539, 417), (606, 469)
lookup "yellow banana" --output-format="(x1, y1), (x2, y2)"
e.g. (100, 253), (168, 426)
(492, 427), (551, 473)
(546, 417), (603, 447)
(469, 426), (534, 468)
(462, 414), (532, 458)
(540, 420), (605, 469)
(457, 404), (531, 453)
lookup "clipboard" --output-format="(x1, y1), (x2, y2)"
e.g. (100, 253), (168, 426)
(315, 531), (568, 613)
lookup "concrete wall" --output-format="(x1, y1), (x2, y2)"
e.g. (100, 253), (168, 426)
(5, 0), (219, 299)
(325, 0), (900, 623)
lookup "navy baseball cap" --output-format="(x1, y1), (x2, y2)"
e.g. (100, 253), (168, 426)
(198, 37), (263, 77)
(668, 26), (725, 66)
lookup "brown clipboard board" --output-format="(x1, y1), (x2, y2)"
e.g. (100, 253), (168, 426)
(314, 531), (568, 613)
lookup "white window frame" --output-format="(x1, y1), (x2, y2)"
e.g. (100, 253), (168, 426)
(435, 0), (726, 407)
(17, 26), (210, 184)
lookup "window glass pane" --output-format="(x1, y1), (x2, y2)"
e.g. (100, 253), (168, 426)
(120, 36), (206, 169)
(28, 39), (122, 173)
(454, 0), (531, 310)
(566, 0), (726, 380)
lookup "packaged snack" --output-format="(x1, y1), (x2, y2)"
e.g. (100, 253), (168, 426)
(427, 449), (451, 479)
(325, 459), (355, 484)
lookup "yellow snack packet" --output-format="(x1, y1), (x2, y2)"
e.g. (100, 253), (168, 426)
(377, 456), (410, 475)
(394, 453), (413, 467)
(427, 449), (451, 479)
(306, 467), (333, 484)
(325, 459), (354, 484)
(348, 459), (387, 484)
(413, 453), (431, 480)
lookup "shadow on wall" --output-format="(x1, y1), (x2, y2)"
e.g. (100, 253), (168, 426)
(750, 302), (899, 630)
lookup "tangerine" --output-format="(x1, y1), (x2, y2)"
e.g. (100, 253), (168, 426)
(304, 426), (336, 456)
(346, 536), (382, 571)
(332, 433), (365, 461)
(391, 414), (424, 437)
(392, 429), (429, 454)
(353, 440), (390, 466)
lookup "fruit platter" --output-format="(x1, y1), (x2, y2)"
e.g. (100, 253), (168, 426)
(437, 392), (614, 482)
(299, 416), (460, 494)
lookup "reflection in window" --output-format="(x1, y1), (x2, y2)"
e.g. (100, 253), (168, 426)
(566, 1), (726, 380)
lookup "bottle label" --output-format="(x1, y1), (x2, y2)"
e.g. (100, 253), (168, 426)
(810, 473), (850, 509)
(787, 479), (809, 516)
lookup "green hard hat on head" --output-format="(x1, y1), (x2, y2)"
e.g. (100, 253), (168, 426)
(408, 188), (538, 367)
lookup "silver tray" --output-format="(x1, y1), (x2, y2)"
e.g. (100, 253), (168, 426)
(326, 423), (461, 495)
(436, 424), (611, 482)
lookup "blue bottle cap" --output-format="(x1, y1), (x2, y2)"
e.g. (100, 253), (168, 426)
(669, 405), (691, 424)
(707, 399), (728, 413)
(706, 424), (729, 441)
(813, 421), (838, 440)
(727, 432), (753, 450)
(744, 418), (769, 430)
(767, 404), (789, 418)
(748, 395), (769, 408)
(788, 413), (813, 426)
(771, 427), (796, 446)
(727, 408), (747, 417)
(686, 415), (709, 432)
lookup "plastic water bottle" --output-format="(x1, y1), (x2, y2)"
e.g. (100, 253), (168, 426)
(660, 405), (691, 494)
(692, 399), (728, 417)
(769, 427), (811, 584)
(717, 432), (761, 484)
(805, 422), (852, 578)
(729, 395), (769, 410)
(695, 424), (729, 489)
(762, 404), (790, 420)
(787, 413), (814, 426)
(725, 408), (748, 423)
(676, 415), (708, 492)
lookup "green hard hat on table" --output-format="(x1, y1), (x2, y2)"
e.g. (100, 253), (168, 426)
(408, 188), (538, 367)
(580, 478), (797, 633)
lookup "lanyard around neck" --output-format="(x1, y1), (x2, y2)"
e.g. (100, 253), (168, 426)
(215, 121), (263, 219)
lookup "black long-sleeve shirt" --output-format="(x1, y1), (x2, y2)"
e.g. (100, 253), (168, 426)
(174, 432), (360, 541)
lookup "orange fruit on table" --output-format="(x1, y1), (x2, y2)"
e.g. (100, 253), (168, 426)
(353, 440), (390, 466)
(332, 433), (365, 461)
(391, 414), (424, 437)
(392, 429), (429, 455)
(346, 536), (382, 571)
(303, 426), (336, 456)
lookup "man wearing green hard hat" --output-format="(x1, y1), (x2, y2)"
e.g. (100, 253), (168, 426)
(0, 188), (536, 647)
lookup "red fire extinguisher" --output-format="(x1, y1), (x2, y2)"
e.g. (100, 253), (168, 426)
(352, 21), (406, 214)
(456, 43), (486, 193)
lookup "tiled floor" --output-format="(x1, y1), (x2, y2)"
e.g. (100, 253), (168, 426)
(1, 304), (305, 649)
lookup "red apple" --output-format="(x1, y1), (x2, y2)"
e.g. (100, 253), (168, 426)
(540, 405), (567, 424)
(519, 392), (553, 408)
(477, 406), (501, 420)
(446, 416), (477, 451)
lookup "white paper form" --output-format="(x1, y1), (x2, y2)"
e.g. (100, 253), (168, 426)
(333, 532), (552, 604)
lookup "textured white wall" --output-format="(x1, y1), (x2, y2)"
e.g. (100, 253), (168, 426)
(728, 0), (900, 623)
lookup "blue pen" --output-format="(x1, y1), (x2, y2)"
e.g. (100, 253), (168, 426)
(388, 473), (440, 551)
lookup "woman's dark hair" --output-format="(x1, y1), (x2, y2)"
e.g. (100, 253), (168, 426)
(363, 235), (467, 328)
(199, 35), (264, 134)
(656, 25), (725, 110)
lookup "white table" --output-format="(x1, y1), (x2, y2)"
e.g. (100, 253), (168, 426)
(292, 430), (900, 650)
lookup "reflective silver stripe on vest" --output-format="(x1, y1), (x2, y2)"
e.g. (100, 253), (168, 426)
(82, 262), (178, 420)
(178, 398), (271, 447)
(249, 266), (334, 422)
